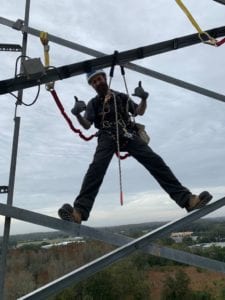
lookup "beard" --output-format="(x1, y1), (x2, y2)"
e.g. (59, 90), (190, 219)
(95, 82), (109, 97)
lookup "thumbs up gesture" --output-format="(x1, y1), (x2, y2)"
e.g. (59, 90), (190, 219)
(132, 81), (149, 100)
(71, 96), (86, 116)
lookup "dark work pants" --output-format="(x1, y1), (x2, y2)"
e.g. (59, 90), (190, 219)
(74, 133), (191, 220)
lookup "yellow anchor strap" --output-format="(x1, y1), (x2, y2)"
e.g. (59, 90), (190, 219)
(40, 31), (50, 67)
(175, 0), (217, 46)
(175, 0), (203, 33)
(39, 31), (54, 90)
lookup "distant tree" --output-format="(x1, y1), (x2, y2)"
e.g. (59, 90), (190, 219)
(219, 286), (225, 300)
(182, 236), (192, 244)
(54, 256), (150, 300)
(5, 270), (35, 299)
(193, 245), (225, 263)
(161, 269), (191, 300)
(159, 237), (174, 246)
(188, 290), (213, 300)
(108, 258), (150, 300)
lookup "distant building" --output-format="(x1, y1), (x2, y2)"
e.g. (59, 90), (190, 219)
(170, 231), (193, 243)
(41, 237), (85, 249)
(190, 242), (225, 249)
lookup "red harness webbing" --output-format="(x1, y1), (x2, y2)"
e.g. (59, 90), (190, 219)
(50, 89), (96, 141)
(216, 37), (225, 46)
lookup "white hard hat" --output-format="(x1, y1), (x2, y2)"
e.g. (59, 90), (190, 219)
(86, 69), (106, 84)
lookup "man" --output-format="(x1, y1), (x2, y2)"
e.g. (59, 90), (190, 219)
(58, 69), (212, 224)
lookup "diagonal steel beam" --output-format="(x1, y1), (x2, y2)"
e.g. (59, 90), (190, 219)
(0, 17), (104, 58)
(0, 202), (225, 274)
(0, 16), (225, 101)
(1, 198), (225, 275)
(213, 0), (225, 5)
(1, 16), (225, 103)
(1, 17), (225, 59)
(17, 196), (225, 299)
(0, 202), (124, 246)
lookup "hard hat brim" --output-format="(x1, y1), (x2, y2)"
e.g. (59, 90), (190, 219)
(87, 70), (106, 84)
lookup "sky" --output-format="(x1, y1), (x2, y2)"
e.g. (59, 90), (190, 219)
(0, 0), (225, 235)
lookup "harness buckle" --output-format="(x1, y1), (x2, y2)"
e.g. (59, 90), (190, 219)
(198, 32), (217, 46)
(102, 120), (111, 128)
(123, 132), (133, 139)
(118, 119), (126, 128)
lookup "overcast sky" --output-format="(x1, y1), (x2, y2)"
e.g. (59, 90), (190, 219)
(0, 0), (225, 235)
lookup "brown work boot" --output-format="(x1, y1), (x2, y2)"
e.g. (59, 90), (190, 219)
(58, 203), (82, 224)
(185, 191), (212, 212)
(71, 208), (82, 224)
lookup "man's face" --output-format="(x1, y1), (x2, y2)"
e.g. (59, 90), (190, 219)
(90, 74), (108, 96)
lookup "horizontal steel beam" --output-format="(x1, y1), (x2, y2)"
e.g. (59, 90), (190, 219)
(0, 43), (22, 52)
(0, 17), (225, 95)
(1, 202), (225, 275)
(1, 17), (225, 58)
(1, 17), (225, 103)
(0, 186), (8, 193)
(18, 196), (225, 299)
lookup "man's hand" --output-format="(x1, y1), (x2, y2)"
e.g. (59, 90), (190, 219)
(71, 96), (87, 116)
(132, 81), (149, 100)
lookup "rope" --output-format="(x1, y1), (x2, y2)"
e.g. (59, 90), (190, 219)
(108, 58), (130, 159)
(175, 0), (225, 46)
(39, 31), (95, 140)
(51, 88), (129, 158)
(112, 92), (124, 206)
(50, 89), (96, 141)
(40, 35), (130, 159)
(216, 37), (225, 46)
(120, 66), (136, 123)
(118, 66), (136, 159)
(108, 59), (125, 205)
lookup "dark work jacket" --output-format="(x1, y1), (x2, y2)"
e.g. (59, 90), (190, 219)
(84, 90), (138, 130)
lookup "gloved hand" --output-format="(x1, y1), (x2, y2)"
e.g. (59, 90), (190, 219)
(71, 96), (86, 116)
(132, 81), (149, 100)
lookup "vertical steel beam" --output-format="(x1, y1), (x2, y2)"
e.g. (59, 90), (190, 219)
(0, 0), (30, 298)
(0, 117), (20, 299)
(17, 0), (30, 104)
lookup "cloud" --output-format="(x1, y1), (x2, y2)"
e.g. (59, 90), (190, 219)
(0, 0), (225, 234)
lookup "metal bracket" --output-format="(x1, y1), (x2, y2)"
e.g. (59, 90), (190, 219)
(0, 186), (8, 194)
(0, 44), (22, 52)
(22, 58), (46, 79)
(12, 19), (24, 30)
